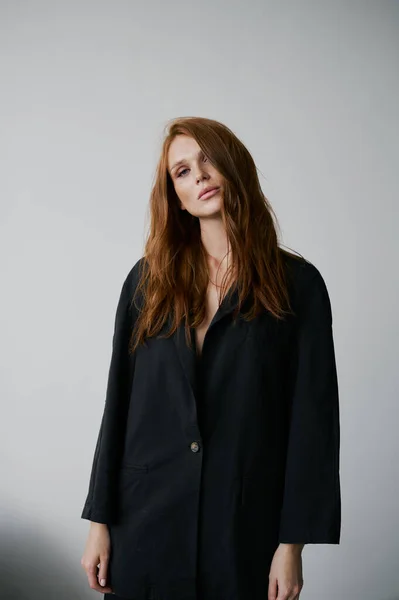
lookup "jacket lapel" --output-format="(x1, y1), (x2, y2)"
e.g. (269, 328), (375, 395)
(171, 284), (241, 403)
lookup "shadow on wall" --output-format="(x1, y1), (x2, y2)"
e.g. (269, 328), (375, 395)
(0, 515), (91, 600)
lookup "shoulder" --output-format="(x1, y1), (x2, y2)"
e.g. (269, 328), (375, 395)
(120, 257), (148, 316)
(123, 256), (147, 290)
(282, 250), (326, 286)
(280, 249), (333, 321)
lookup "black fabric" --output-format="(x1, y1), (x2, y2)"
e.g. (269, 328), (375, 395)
(194, 350), (204, 436)
(81, 251), (341, 600)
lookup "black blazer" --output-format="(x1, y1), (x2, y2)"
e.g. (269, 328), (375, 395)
(81, 252), (341, 600)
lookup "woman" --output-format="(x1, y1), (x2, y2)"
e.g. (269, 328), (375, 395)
(80, 116), (341, 600)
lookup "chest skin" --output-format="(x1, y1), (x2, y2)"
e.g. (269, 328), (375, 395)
(194, 281), (229, 357)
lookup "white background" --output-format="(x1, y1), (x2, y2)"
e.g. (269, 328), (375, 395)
(1, 1), (398, 599)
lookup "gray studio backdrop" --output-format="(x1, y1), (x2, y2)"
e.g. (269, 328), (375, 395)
(1, 1), (398, 599)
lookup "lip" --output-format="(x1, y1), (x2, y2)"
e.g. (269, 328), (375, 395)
(198, 186), (220, 200)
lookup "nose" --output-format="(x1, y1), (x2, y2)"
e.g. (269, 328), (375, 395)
(196, 171), (208, 183)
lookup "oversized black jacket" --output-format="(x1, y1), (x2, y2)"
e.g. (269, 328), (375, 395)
(81, 252), (341, 600)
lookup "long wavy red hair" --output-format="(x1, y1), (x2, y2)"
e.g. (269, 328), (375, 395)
(129, 116), (303, 354)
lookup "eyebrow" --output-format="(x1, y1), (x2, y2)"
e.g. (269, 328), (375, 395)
(170, 149), (203, 174)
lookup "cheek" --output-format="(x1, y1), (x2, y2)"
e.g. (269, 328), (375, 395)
(177, 180), (196, 201)
(175, 188), (195, 212)
(180, 188), (193, 205)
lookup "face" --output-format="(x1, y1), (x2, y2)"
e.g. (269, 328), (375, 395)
(167, 135), (224, 218)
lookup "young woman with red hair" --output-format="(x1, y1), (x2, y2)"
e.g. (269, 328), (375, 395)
(80, 116), (341, 600)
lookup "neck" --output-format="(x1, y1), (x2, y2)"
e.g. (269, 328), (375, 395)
(199, 216), (230, 265)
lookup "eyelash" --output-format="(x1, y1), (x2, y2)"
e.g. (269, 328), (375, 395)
(177, 156), (208, 178)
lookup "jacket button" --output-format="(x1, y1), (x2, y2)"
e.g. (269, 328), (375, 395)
(190, 441), (200, 453)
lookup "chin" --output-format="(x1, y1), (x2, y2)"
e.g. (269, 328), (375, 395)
(198, 205), (222, 218)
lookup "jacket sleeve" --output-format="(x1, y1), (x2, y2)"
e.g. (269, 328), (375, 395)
(278, 265), (341, 544)
(80, 263), (140, 525)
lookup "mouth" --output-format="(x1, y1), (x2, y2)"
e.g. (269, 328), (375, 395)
(198, 187), (220, 200)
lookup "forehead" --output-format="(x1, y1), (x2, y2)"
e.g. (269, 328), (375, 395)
(167, 135), (201, 171)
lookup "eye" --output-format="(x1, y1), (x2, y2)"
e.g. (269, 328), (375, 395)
(176, 156), (208, 178)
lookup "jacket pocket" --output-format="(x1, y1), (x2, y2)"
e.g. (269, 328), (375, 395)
(120, 463), (148, 473)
